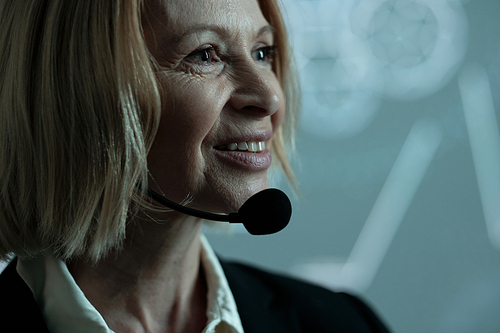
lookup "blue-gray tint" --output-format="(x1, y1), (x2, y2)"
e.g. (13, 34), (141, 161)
(206, 0), (500, 332)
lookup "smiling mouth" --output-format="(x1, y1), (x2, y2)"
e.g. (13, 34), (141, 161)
(214, 141), (266, 153)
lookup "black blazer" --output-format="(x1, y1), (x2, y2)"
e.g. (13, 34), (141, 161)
(0, 259), (390, 332)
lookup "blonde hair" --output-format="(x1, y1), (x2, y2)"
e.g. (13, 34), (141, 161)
(0, 0), (299, 262)
(259, 0), (301, 187)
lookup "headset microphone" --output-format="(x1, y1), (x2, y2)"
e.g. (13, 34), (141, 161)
(146, 188), (292, 235)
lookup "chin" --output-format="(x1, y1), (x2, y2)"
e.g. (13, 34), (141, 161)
(197, 176), (269, 214)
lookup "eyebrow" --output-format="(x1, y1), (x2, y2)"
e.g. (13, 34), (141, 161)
(174, 24), (275, 44)
(257, 25), (275, 37)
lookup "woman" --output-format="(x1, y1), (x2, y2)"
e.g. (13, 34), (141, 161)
(0, 0), (390, 332)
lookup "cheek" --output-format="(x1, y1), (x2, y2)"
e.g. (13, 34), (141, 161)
(271, 81), (286, 132)
(147, 75), (226, 192)
(153, 75), (224, 151)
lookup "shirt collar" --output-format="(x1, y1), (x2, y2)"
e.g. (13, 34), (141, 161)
(17, 234), (244, 333)
(17, 252), (112, 333)
(200, 234), (244, 333)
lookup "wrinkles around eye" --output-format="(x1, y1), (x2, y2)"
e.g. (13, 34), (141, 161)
(182, 46), (225, 75)
(186, 46), (219, 64)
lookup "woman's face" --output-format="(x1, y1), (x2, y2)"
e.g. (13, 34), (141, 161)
(143, 0), (285, 213)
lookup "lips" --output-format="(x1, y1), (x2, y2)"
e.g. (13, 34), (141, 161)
(213, 133), (272, 171)
(214, 140), (266, 153)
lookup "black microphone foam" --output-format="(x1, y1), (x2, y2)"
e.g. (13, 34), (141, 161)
(228, 188), (292, 235)
(146, 188), (292, 235)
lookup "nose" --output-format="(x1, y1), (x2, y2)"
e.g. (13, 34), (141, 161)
(229, 63), (282, 117)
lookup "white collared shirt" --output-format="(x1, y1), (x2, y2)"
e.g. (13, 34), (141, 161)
(17, 235), (244, 333)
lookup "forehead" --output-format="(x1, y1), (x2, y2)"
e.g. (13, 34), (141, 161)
(149, 0), (269, 37)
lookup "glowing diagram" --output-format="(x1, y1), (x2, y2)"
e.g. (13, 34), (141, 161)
(284, 0), (473, 292)
(283, 0), (468, 140)
(292, 119), (443, 292)
(459, 64), (500, 251)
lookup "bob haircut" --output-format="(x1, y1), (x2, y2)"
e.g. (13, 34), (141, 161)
(0, 0), (300, 262)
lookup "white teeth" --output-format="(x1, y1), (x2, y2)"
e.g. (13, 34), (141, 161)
(227, 143), (238, 150)
(248, 141), (258, 152)
(237, 142), (248, 150)
(217, 141), (266, 153)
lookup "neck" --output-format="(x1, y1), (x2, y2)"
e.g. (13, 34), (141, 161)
(67, 212), (208, 333)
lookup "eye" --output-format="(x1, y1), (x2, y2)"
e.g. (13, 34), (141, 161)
(252, 45), (276, 63)
(181, 45), (224, 75)
(186, 46), (219, 65)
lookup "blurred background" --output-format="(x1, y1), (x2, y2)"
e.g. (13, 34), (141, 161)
(206, 0), (500, 332)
